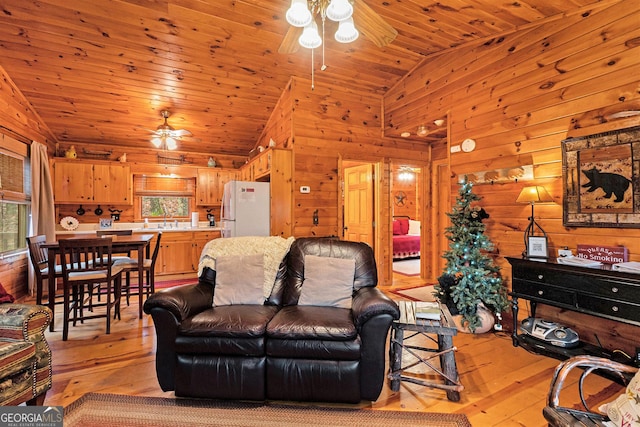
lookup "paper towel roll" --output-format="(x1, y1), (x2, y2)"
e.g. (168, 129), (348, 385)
(191, 212), (199, 228)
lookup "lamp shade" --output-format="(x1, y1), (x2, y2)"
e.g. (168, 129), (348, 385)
(326, 0), (353, 22)
(298, 20), (322, 49)
(334, 17), (359, 43)
(516, 186), (554, 204)
(286, 0), (312, 27)
(165, 137), (177, 150)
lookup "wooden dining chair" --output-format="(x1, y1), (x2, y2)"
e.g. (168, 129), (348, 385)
(114, 232), (162, 306)
(96, 229), (134, 260)
(26, 235), (64, 307)
(58, 237), (124, 341)
(95, 229), (134, 301)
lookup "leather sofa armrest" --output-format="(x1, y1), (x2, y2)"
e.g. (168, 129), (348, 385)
(143, 282), (214, 322)
(0, 304), (52, 343)
(351, 287), (399, 328)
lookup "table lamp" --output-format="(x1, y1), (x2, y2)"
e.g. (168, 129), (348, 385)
(516, 185), (554, 258)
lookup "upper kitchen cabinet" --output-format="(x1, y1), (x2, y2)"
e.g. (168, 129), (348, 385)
(240, 148), (293, 237)
(196, 168), (238, 206)
(241, 148), (291, 182)
(53, 158), (132, 204)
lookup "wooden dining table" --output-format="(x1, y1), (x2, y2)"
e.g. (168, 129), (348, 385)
(43, 233), (155, 331)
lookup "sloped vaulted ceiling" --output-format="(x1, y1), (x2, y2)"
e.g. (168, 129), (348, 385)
(0, 0), (607, 157)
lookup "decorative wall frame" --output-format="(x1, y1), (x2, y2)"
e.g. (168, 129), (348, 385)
(562, 126), (640, 228)
(527, 236), (548, 259)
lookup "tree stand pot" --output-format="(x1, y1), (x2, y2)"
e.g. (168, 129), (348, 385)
(452, 303), (495, 334)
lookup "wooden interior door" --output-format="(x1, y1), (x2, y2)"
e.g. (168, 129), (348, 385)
(344, 163), (374, 248)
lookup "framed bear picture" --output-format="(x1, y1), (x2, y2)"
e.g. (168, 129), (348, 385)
(562, 126), (640, 228)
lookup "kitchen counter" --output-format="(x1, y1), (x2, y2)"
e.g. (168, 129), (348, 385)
(56, 222), (221, 235)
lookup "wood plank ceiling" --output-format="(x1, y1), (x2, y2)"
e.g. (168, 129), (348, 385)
(0, 0), (602, 158)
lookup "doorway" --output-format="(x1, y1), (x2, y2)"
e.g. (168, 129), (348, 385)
(391, 163), (423, 281)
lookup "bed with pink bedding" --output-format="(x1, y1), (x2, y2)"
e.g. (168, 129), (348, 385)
(392, 217), (421, 260)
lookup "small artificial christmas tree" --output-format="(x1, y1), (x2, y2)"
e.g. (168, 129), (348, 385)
(434, 177), (509, 332)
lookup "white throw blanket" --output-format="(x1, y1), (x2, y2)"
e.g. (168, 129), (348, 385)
(198, 236), (295, 298)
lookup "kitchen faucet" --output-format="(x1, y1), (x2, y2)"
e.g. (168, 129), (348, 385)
(162, 204), (169, 229)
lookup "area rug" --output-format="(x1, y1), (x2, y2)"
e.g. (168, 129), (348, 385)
(393, 258), (421, 276)
(390, 284), (436, 302)
(63, 393), (471, 427)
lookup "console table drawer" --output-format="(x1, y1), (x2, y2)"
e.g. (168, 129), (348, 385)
(582, 279), (640, 302)
(512, 280), (575, 306)
(577, 294), (640, 323)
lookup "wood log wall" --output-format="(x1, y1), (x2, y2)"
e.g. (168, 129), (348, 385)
(384, 0), (640, 355)
(0, 65), (57, 299)
(258, 77), (432, 283)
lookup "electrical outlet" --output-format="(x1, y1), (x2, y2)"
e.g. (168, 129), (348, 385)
(558, 249), (573, 257)
(636, 346), (640, 366)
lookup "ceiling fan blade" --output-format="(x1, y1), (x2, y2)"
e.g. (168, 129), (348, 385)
(179, 136), (201, 143)
(172, 129), (192, 137)
(353, 0), (397, 48)
(278, 26), (302, 54)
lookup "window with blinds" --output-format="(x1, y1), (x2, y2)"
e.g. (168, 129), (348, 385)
(133, 175), (195, 219)
(134, 176), (195, 195)
(0, 149), (27, 196)
(0, 147), (29, 255)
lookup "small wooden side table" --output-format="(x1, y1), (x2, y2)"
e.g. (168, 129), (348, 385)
(388, 301), (463, 401)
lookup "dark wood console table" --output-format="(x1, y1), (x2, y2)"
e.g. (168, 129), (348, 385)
(507, 257), (640, 362)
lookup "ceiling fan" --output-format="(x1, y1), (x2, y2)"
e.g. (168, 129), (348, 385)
(148, 110), (194, 150)
(278, 0), (397, 54)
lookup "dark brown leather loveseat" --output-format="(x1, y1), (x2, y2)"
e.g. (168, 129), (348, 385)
(143, 237), (400, 403)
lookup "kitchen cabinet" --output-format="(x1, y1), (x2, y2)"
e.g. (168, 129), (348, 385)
(156, 230), (221, 276)
(240, 148), (293, 237)
(53, 158), (132, 205)
(157, 232), (194, 275)
(196, 168), (238, 206)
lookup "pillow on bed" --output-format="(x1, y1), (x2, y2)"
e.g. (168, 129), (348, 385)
(393, 220), (403, 235)
(408, 219), (421, 235)
(397, 218), (409, 235)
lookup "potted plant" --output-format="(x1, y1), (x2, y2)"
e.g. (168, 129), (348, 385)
(433, 178), (509, 332)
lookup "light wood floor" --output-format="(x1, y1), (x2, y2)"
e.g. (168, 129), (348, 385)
(28, 273), (623, 426)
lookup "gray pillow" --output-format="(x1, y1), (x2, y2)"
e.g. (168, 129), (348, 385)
(213, 254), (265, 306)
(298, 255), (355, 309)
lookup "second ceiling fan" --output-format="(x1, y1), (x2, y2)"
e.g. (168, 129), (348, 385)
(148, 110), (195, 150)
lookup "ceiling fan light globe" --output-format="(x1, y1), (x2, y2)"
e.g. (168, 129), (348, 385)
(298, 20), (322, 49)
(151, 137), (163, 148)
(326, 0), (353, 22)
(286, 0), (312, 27)
(166, 137), (178, 150)
(335, 17), (359, 43)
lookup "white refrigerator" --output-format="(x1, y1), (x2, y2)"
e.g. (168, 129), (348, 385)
(220, 181), (270, 237)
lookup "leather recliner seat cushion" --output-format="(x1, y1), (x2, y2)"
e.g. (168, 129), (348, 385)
(176, 305), (279, 356)
(266, 306), (360, 359)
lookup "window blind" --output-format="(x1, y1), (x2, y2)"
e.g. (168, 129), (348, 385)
(133, 175), (195, 195)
